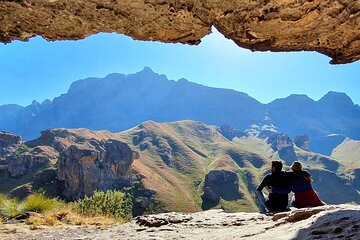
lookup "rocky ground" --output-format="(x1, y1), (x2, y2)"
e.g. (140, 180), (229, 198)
(1, 204), (359, 240)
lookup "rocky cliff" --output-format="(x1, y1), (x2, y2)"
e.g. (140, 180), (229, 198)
(202, 170), (242, 209)
(1, 0), (359, 64)
(0, 128), (140, 201)
(57, 139), (139, 200)
(0, 131), (21, 164)
(8, 146), (59, 177)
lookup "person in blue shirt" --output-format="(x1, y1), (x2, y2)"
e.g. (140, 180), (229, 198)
(289, 161), (324, 208)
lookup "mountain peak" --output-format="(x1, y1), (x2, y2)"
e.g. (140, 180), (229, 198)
(319, 91), (354, 106)
(139, 66), (155, 74)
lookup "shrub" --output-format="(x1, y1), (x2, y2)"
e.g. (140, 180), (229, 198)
(0, 194), (64, 221)
(15, 144), (32, 156)
(22, 194), (64, 213)
(73, 190), (132, 222)
(0, 194), (21, 219)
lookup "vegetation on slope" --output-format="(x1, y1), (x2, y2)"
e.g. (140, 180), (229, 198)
(331, 138), (360, 169)
(1, 119), (359, 218)
(74, 190), (132, 222)
(0, 191), (134, 228)
(118, 120), (270, 213)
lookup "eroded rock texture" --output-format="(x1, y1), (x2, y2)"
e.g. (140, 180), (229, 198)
(0, 0), (359, 64)
(0, 131), (21, 164)
(1, 205), (360, 240)
(8, 146), (59, 177)
(57, 139), (138, 200)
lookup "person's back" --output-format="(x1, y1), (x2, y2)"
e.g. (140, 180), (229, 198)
(291, 169), (312, 192)
(256, 161), (291, 212)
(290, 161), (324, 208)
(265, 171), (291, 210)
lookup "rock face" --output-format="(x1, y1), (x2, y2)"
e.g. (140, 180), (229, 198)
(268, 133), (293, 151)
(1, 205), (360, 240)
(219, 124), (245, 141)
(294, 135), (310, 151)
(8, 146), (59, 177)
(26, 128), (115, 152)
(57, 139), (139, 200)
(202, 170), (241, 208)
(1, 0), (359, 64)
(0, 131), (21, 164)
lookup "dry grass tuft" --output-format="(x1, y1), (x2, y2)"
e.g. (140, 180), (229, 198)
(44, 213), (58, 226)
(58, 209), (116, 226)
(26, 213), (45, 226)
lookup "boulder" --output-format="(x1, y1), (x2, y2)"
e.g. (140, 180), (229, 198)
(57, 139), (139, 200)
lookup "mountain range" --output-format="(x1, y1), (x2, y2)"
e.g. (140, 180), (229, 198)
(1, 67), (360, 156)
(1, 120), (360, 213)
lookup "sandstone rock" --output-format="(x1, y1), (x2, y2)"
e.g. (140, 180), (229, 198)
(7, 146), (58, 177)
(0, 131), (21, 164)
(2, 204), (359, 240)
(26, 128), (114, 152)
(57, 139), (139, 200)
(1, 0), (359, 64)
(135, 213), (193, 227)
(0, 131), (21, 146)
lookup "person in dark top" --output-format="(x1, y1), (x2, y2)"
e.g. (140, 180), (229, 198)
(289, 161), (324, 208)
(255, 160), (292, 213)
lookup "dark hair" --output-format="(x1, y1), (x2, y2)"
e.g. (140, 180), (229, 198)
(272, 160), (283, 173)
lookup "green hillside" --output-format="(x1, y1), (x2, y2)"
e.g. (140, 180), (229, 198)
(117, 121), (270, 212)
(331, 138), (360, 169)
(1, 120), (359, 214)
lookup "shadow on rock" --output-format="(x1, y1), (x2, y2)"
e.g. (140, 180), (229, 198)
(293, 210), (360, 240)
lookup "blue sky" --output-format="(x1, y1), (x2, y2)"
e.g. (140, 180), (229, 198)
(0, 28), (359, 106)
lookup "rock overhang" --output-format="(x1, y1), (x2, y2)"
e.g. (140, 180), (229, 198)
(0, 0), (359, 64)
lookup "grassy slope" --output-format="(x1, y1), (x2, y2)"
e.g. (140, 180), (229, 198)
(331, 138), (360, 169)
(117, 121), (266, 212)
(0, 162), (63, 199)
(235, 136), (360, 204)
(1, 120), (359, 213)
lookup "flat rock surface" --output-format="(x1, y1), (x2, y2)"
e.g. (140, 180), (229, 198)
(1, 204), (360, 240)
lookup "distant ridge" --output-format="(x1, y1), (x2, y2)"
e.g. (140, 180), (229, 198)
(0, 67), (359, 155)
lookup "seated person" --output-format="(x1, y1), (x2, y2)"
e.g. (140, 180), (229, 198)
(290, 161), (324, 208)
(255, 160), (292, 213)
